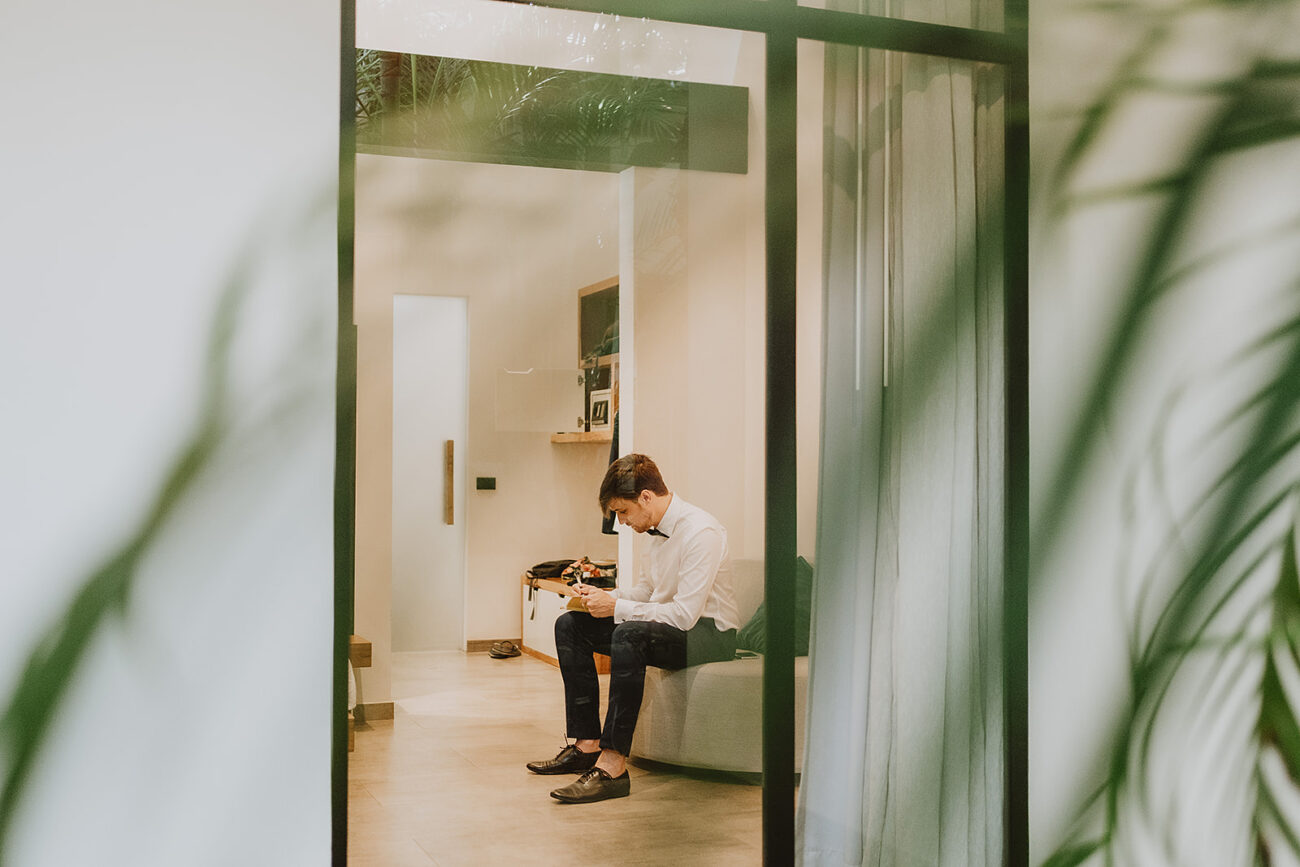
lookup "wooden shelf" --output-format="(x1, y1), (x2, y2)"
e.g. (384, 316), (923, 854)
(521, 574), (610, 674)
(580, 352), (619, 370)
(350, 635), (372, 668)
(550, 430), (613, 444)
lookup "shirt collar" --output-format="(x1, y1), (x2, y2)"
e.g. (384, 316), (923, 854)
(652, 493), (683, 539)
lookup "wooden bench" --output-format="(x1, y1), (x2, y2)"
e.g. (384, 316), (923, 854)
(520, 575), (611, 674)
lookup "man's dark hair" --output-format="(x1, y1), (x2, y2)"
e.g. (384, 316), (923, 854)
(599, 453), (669, 511)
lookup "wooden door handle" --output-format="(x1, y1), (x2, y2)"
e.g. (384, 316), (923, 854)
(444, 440), (454, 525)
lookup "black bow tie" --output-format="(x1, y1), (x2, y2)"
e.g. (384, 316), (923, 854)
(647, 527), (669, 539)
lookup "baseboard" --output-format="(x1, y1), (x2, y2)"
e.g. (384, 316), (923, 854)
(520, 645), (558, 666)
(355, 701), (394, 723)
(465, 638), (522, 653)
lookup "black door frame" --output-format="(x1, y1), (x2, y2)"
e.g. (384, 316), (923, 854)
(332, 2), (1029, 863)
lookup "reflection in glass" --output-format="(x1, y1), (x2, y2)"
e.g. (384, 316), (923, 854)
(799, 41), (1006, 864)
(356, 52), (747, 173)
(350, 4), (769, 863)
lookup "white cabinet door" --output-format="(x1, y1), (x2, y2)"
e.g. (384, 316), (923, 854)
(521, 583), (570, 664)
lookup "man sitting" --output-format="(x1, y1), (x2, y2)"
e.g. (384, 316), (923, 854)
(527, 453), (740, 803)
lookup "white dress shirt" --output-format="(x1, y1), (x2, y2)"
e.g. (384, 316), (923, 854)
(611, 494), (740, 631)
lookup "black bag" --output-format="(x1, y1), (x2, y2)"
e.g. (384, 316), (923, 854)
(526, 559), (576, 579)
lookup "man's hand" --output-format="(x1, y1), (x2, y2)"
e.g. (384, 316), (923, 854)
(578, 585), (616, 618)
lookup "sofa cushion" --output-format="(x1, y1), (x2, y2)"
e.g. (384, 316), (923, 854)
(735, 556), (814, 655)
(632, 656), (808, 773)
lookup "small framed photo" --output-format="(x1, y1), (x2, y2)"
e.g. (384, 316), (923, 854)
(589, 388), (612, 431)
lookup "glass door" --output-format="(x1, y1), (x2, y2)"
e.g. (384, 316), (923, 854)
(337, 1), (1028, 864)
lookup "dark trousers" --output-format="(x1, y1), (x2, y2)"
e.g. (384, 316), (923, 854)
(555, 611), (737, 756)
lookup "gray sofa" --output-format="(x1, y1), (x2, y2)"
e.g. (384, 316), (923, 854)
(631, 559), (808, 773)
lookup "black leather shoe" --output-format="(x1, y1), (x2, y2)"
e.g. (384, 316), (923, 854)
(526, 744), (600, 775)
(549, 768), (631, 803)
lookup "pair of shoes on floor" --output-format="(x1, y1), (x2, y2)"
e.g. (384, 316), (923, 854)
(488, 640), (520, 659)
(525, 744), (599, 775)
(549, 767), (631, 804)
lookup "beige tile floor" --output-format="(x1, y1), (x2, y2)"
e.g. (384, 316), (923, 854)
(348, 650), (763, 866)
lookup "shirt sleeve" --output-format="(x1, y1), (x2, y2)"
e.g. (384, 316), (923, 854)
(613, 526), (725, 630)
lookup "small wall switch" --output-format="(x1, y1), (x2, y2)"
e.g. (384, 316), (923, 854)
(475, 477), (497, 490)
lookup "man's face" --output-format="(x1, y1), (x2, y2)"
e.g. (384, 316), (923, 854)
(606, 491), (655, 533)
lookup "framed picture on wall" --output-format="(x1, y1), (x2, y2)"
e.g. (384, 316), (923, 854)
(589, 388), (612, 431)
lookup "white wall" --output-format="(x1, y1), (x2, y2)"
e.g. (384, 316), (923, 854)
(618, 34), (825, 572)
(0, 0), (337, 863)
(353, 156), (620, 702)
(623, 163), (764, 561)
(352, 1), (824, 704)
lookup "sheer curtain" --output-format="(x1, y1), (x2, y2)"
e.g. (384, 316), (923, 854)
(796, 22), (1006, 867)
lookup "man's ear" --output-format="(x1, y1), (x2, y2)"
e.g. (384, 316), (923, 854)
(639, 489), (654, 507)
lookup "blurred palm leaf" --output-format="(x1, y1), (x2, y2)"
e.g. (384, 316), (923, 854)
(0, 266), (245, 855)
(0, 189), (331, 858)
(1257, 531), (1300, 861)
(1040, 1), (1300, 862)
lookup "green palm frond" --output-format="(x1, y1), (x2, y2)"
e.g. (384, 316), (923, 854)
(1041, 0), (1300, 860)
(0, 263), (246, 854)
(1256, 532), (1300, 862)
(0, 189), (332, 859)
(1036, 55), (1299, 567)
